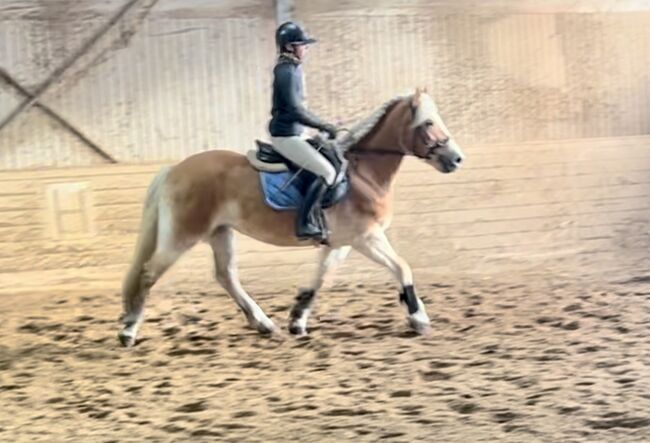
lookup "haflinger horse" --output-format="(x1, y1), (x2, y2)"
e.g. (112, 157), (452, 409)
(118, 88), (465, 347)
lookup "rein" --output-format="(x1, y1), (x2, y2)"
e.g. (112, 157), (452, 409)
(346, 147), (406, 157)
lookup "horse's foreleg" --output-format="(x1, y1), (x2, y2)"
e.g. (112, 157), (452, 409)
(353, 228), (430, 334)
(288, 246), (351, 336)
(210, 226), (276, 334)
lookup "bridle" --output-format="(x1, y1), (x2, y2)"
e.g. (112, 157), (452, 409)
(346, 101), (449, 160)
(412, 119), (449, 160)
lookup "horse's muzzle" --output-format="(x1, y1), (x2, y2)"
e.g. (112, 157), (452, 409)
(440, 156), (459, 173)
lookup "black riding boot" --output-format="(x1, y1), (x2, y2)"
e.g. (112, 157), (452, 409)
(296, 178), (329, 242)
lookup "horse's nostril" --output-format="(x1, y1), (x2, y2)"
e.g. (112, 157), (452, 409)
(455, 156), (463, 164)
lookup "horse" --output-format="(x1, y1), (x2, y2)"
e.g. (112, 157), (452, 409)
(118, 89), (465, 347)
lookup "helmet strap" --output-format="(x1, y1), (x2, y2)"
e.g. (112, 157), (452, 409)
(277, 51), (301, 65)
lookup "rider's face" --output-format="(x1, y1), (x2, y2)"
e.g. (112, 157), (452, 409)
(293, 44), (308, 60)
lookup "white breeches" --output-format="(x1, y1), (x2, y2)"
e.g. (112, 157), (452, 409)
(271, 136), (337, 186)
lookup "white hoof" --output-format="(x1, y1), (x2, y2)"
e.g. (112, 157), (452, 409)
(251, 318), (278, 335)
(408, 309), (431, 335)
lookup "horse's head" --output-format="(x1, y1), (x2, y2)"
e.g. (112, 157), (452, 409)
(407, 88), (465, 173)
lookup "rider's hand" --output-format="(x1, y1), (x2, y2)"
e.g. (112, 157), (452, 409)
(323, 123), (339, 140)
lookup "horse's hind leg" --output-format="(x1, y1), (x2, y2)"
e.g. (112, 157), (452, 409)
(288, 246), (350, 336)
(119, 248), (184, 347)
(119, 198), (190, 347)
(210, 226), (276, 334)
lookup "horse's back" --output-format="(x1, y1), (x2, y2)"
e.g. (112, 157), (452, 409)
(171, 149), (247, 175)
(167, 150), (255, 190)
(164, 150), (257, 237)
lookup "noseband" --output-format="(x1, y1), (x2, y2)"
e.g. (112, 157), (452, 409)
(412, 119), (450, 160)
(409, 96), (450, 159)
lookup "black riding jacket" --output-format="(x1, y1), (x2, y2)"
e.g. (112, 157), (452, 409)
(268, 57), (330, 137)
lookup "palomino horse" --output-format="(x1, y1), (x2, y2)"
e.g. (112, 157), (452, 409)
(118, 89), (465, 347)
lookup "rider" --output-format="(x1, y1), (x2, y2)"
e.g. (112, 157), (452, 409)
(269, 21), (339, 243)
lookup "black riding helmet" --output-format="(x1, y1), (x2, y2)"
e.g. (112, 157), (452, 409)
(275, 21), (316, 51)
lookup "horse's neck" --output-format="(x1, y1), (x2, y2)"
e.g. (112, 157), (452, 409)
(350, 154), (403, 196)
(363, 100), (410, 151)
(349, 100), (410, 195)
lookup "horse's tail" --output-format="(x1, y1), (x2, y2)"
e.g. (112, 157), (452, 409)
(121, 166), (171, 309)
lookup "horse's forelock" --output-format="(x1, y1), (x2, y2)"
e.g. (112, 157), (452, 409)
(411, 93), (437, 128)
(411, 92), (451, 137)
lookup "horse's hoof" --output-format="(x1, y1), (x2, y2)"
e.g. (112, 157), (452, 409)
(409, 319), (430, 335)
(252, 320), (278, 335)
(118, 331), (136, 348)
(288, 324), (308, 337)
(408, 317), (431, 335)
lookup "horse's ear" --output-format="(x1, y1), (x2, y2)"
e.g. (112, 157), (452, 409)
(412, 87), (423, 107)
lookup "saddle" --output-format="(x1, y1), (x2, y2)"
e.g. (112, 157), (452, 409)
(246, 136), (349, 211)
(246, 141), (288, 172)
(247, 136), (345, 176)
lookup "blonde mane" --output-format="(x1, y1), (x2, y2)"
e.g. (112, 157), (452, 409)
(338, 95), (409, 151)
(337, 91), (446, 151)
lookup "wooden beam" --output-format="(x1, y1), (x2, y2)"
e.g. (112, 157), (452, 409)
(0, 0), (159, 135)
(275, 0), (294, 24)
(293, 0), (650, 16)
(0, 69), (118, 164)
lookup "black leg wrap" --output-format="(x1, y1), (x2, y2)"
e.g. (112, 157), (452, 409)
(400, 285), (419, 315)
(289, 289), (316, 318)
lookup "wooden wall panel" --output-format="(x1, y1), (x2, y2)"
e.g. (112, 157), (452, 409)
(0, 137), (647, 294)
